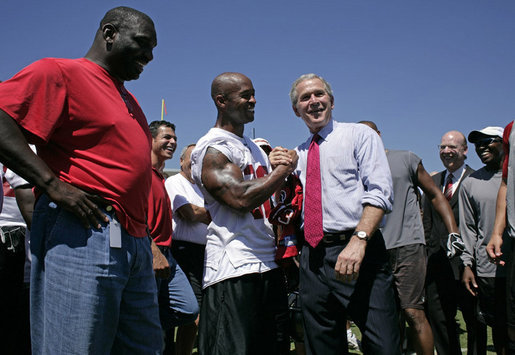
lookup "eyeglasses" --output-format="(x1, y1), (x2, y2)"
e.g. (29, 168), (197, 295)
(438, 144), (460, 151)
(474, 137), (501, 147)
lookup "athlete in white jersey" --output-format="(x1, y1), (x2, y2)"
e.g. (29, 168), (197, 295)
(191, 72), (297, 355)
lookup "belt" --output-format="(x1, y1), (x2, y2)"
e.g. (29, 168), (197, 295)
(321, 231), (354, 245)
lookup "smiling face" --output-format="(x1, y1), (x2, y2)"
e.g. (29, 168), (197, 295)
(222, 75), (256, 125)
(152, 126), (177, 162)
(474, 135), (503, 170)
(439, 131), (467, 172)
(108, 18), (157, 81)
(292, 78), (334, 134)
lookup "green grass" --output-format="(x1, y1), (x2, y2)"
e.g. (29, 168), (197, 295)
(288, 310), (497, 354)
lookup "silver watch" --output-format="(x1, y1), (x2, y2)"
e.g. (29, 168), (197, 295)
(352, 230), (370, 241)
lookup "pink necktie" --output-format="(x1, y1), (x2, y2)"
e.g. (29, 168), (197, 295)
(444, 173), (454, 201)
(304, 134), (324, 247)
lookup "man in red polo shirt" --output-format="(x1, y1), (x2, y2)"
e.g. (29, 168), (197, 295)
(147, 120), (198, 354)
(0, 7), (162, 354)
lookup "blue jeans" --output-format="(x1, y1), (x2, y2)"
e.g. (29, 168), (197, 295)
(30, 195), (162, 354)
(156, 247), (199, 330)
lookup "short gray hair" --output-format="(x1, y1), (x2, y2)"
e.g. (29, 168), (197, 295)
(289, 73), (333, 106)
(180, 144), (196, 160)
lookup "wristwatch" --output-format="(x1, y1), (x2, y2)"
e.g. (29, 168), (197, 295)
(352, 230), (370, 241)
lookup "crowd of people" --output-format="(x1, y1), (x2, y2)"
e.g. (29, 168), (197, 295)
(0, 6), (514, 355)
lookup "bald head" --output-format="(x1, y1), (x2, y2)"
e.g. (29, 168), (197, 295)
(439, 130), (468, 172)
(442, 130), (466, 147)
(210, 72), (256, 135)
(211, 72), (251, 102)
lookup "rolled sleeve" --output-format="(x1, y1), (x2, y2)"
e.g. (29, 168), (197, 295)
(357, 129), (394, 213)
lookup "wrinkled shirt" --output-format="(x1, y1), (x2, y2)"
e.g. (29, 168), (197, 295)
(295, 119), (393, 232)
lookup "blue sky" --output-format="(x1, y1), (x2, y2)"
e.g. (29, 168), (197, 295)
(2, 0), (514, 172)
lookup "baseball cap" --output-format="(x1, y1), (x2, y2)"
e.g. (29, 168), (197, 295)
(468, 126), (504, 143)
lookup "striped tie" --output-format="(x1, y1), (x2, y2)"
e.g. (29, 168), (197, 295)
(444, 173), (454, 201)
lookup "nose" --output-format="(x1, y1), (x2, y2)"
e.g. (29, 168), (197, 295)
(308, 94), (319, 105)
(143, 49), (153, 63)
(249, 95), (256, 104)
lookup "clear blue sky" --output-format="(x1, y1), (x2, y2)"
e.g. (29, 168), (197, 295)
(2, 0), (515, 172)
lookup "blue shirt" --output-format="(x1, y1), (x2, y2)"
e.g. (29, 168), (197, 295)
(295, 119), (393, 232)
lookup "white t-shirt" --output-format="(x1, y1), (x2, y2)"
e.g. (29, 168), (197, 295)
(1, 167), (30, 227)
(1, 167), (32, 283)
(165, 173), (208, 245)
(191, 128), (277, 288)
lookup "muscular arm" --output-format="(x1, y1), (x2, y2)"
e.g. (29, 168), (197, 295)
(0, 110), (108, 228)
(201, 147), (297, 212)
(486, 179), (507, 265)
(334, 204), (385, 282)
(14, 186), (35, 230)
(175, 203), (211, 225)
(417, 163), (459, 234)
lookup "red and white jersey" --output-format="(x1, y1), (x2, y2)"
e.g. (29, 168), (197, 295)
(191, 128), (277, 288)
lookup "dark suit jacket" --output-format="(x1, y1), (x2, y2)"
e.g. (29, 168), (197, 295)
(423, 165), (475, 278)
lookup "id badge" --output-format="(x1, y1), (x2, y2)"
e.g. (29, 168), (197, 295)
(109, 218), (122, 248)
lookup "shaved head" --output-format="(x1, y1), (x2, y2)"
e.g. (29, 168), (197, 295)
(211, 72), (251, 102)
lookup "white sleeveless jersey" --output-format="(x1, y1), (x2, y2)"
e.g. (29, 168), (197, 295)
(191, 128), (277, 288)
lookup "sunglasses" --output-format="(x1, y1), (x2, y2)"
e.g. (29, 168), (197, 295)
(474, 137), (501, 147)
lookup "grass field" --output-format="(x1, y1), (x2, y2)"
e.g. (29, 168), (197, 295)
(190, 310), (496, 354)
(288, 310), (497, 354)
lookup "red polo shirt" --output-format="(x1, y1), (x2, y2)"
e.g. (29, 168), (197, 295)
(0, 58), (152, 237)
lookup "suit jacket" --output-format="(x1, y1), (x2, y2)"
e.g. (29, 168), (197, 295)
(423, 165), (475, 278)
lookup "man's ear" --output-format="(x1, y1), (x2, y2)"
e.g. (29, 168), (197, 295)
(215, 94), (226, 109)
(102, 23), (117, 44)
(292, 104), (300, 117)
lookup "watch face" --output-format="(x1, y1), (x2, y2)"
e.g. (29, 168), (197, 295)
(356, 231), (368, 240)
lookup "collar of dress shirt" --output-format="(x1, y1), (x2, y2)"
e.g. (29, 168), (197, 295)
(445, 164), (466, 184)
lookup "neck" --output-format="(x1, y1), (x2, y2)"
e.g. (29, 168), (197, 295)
(485, 161), (502, 172)
(151, 154), (165, 172)
(215, 116), (244, 137)
(447, 164), (464, 174)
(84, 48), (122, 83)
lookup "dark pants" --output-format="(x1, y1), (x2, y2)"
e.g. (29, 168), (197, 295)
(0, 225), (30, 355)
(198, 268), (289, 355)
(425, 248), (481, 355)
(299, 231), (400, 355)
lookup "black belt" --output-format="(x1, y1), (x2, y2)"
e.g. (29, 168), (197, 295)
(321, 230), (354, 245)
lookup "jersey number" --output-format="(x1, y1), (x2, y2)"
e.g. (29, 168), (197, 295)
(243, 165), (271, 219)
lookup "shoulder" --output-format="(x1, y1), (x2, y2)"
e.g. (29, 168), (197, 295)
(8, 58), (65, 82)
(464, 165), (475, 176)
(165, 173), (184, 186)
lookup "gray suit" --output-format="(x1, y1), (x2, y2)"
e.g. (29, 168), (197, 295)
(423, 165), (479, 355)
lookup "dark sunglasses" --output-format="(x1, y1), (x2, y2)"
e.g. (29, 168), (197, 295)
(474, 137), (501, 147)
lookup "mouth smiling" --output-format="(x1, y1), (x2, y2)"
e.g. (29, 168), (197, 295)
(308, 107), (325, 117)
